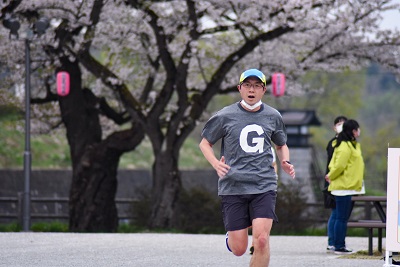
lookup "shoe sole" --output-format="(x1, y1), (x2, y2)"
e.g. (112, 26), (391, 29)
(334, 251), (354, 255)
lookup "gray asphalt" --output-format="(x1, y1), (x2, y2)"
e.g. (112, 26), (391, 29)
(0, 233), (388, 266)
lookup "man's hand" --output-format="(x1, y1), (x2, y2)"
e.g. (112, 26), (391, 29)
(282, 160), (295, 179)
(214, 156), (230, 178)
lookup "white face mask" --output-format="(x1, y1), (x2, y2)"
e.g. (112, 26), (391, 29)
(335, 124), (343, 133)
(240, 100), (262, 110)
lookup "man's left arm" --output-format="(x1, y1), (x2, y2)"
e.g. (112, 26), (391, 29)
(275, 144), (295, 179)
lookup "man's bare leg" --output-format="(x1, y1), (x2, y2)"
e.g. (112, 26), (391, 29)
(227, 228), (248, 256)
(249, 218), (273, 267)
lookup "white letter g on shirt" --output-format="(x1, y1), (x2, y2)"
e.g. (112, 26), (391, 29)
(239, 124), (264, 153)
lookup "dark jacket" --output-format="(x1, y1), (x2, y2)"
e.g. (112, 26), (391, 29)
(325, 136), (336, 186)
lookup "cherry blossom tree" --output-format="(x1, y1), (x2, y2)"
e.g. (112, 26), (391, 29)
(1, 0), (399, 230)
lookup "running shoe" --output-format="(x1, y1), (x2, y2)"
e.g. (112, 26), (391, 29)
(225, 232), (232, 252)
(249, 245), (254, 255)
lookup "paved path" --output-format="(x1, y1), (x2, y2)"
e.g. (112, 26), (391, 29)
(0, 233), (387, 266)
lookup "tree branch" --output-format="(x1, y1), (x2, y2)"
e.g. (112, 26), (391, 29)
(98, 97), (131, 125)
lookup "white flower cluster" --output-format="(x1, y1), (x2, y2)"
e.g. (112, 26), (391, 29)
(0, 0), (399, 131)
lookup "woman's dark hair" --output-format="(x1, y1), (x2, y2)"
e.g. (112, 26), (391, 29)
(334, 115), (347, 125)
(335, 119), (359, 148)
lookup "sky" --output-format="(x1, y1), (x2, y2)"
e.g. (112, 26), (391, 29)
(380, 1), (400, 30)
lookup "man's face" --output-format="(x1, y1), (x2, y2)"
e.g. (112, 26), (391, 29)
(237, 77), (266, 106)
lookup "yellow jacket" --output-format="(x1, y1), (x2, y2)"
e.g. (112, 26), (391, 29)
(328, 140), (364, 191)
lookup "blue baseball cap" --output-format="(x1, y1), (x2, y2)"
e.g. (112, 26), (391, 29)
(239, 69), (266, 86)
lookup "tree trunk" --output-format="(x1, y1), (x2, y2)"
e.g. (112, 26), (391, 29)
(149, 150), (182, 229)
(69, 142), (119, 232)
(68, 127), (144, 232)
(69, 127), (144, 232)
(58, 57), (144, 232)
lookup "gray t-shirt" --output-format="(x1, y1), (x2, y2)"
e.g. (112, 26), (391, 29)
(201, 102), (287, 195)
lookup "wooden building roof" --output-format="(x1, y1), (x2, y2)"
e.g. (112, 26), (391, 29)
(279, 110), (321, 126)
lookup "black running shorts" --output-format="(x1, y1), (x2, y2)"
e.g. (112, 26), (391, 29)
(220, 190), (278, 231)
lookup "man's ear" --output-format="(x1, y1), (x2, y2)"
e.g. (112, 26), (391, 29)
(237, 85), (241, 91)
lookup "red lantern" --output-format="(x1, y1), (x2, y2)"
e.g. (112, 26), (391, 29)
(272, 73), (285, 97)
(56, 71), (70, 96)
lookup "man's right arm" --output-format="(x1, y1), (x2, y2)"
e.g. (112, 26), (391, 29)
(199, 138), (230, 178)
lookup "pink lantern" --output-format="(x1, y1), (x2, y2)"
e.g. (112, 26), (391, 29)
(272, 73), (285, 97)
(56, 71), (70, 96)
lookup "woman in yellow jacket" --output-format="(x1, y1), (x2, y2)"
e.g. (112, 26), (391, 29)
(325, 119), (364, 255)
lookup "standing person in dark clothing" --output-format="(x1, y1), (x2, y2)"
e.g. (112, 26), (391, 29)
(326, 116), (348, 177)
(325, 116), (347, 252)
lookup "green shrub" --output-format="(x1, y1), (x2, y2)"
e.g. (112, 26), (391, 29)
(117, 223), (147, 233)
(129, 183), (320, 235)
(130, 190), (152, 228)
(272, 181), (314, 234)
(0, 223), (21, 232)
(30, 221), (68, 232)
(129, 187), (224, 234)
(174, 188), (224, 234)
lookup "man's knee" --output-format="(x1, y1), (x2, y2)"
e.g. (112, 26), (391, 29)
(257, 235), (268, 249)
(254, 233), (270, 251)
(231, 246), (247, 256)
(229, 238), (248, 256)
